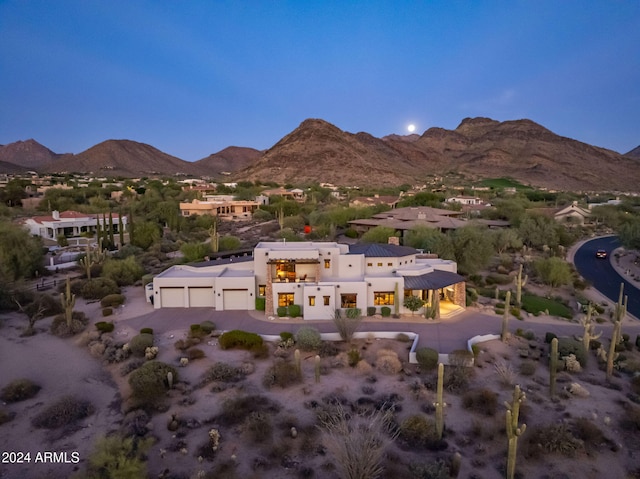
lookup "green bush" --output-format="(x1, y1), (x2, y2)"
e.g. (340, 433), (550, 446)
(80, 278), (121, 300)
(262, 360), (302, 389)
(519, 361), (537, 376)
(367, 306), (377, 316)
(288, 304), (301, 318)
(32, 395), (94, 429)
(128, 361), (177, 403)
(280, 331), (294, 341)
(102, 307), (113, 317)
(557, 337), (587, 367)
(277, 306), (287, 317)
(399, 414), (439, 448)
(50, 311), (88, 337)
(219, 330), (264, 351)
(188, 348), (206, 360)
(1, 378), (41, 403)
(462, 388), (498, 416)
(201, 362), (244, 384)
(485, 273), (512, 285)
(545, 332), (558, 343)
(188, 323), (209, 339)
(200, 320), (216, 333)
(295, 326), (322, 351)
(100, 293), (126, 308)
(95, 321), (115, 333)
(344, 227), (359, 238)
(140, 327), (153, 335)
(129, 333), (154, 357)
(348, 349), (361, 367)
(102, 256), (144, 286)
(416, 347), (439, 371)
(380, 306), (391, 317)
(255, 297), (266, 311)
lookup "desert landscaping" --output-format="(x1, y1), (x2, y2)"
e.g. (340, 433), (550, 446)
(2, 272), (640, 479)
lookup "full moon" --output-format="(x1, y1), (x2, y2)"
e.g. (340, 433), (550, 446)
(407, 124), (416, 133)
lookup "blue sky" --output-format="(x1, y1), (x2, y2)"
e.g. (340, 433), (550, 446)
(1, 1), (638, 161)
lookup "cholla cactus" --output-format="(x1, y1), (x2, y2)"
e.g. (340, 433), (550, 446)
(145, 346), (159, 360)
(209, 428), (220, 451)
(580, 303), (601, 359)
(60, 276), (75, 327)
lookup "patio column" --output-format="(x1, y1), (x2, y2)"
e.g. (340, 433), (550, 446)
(453, 282), (466, 308)
(265, 271), (274, 316)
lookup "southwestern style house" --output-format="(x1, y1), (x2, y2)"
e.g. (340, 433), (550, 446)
(152, 241), (466, 320)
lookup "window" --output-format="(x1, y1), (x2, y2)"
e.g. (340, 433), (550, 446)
(275, 261), (296, 280)
(278, 293), (295, 307)
(367, 262), (373, 267)
(387, 262), (393, 267)
(258, 285), (266, 297)
(374, 292), (395, 306)
(308, 296), (316, 306)
(323, 296), (330, 306)
(340, 293), (357, 308)
(324, 259), (331, 269)
(377, 262), (383, 267)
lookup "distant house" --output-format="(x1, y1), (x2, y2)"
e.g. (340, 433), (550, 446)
(22, 210), (127, 244)
(445, 196), (484, 206)
(349, 195), (400, 209)
(152, 241), (465, 320)
(348, 206), (467, 239)
(530, 201), (591, 225)
(179, 198), (259, 220)
(261, 187), (306, 203)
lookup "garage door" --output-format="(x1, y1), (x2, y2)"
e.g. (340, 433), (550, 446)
(160, 287), (185, 308)
(189, 287), (215, 307)
(223, 289), (248, 310)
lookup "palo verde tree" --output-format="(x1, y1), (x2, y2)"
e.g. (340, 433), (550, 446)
(0, 220), (44, 282)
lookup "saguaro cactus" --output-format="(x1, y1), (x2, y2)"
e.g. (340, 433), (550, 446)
(550, 337), (558, 398)
(209, 220), (219, 253)
(314, 355), (321, 383)
(294, 349), (301, 378)
(505, 385), (526, 479)
(434, 362), (446, 440)
(514, 264), (528, 306)
(60, 276), (75, 327)
(607, 283), (627, 381)
(276, 206), (285, 230)
(501, 290), (512, 342)
(580, 303), (601, 360)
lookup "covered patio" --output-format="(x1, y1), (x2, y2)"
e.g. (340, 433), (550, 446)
(403, 270), (466, 319)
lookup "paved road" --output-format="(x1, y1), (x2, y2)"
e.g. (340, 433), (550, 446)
(574, 236), (640, 319)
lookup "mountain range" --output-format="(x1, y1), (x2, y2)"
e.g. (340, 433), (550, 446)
(1, 118), (638, 191)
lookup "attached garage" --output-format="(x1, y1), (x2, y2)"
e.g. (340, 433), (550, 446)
(188, 287), (215, 308)
(160, 287), (185, 308)
(223, 289), (249, 310)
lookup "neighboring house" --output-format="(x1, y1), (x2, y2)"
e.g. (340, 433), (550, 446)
(261, 187), (306, 203)
(22, 210), (127, 243)
(530, 202), (592, 225)
(151, 241), (466, 320)
(348, 206), (467, 238)
(349, 195), (400, 209)
(588, 197), (622, 209)
(179, 199), (259, 220)
(445, 196), (484, 206)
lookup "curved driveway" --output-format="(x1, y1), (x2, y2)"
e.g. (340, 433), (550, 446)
(574, 236), (640, 320)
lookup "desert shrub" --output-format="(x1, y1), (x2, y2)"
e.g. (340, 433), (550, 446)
(367, 306), (377, 316)
(348, 349), (361, 367)
(263, 360), (302, 389)
(252, 343), (270, 359)
(1, 378), (41, 403)
(0, 408), (14, 425)
(219, 330), (264, 351)
(119, 358), (145, 377)
(519, 361), (537, 376)
(200, 320), (216, 333)
(84, 435), (152, 479)
(380, 306), (391, 317)
(494, 360), (516, 387)
(217, 395), (281, 426)
(485, 273), (512, 285)
(280, 331), (294, 341)
(244, 411), (273, 443)
(95, 321), (115, 333)
(102, 307), (113, 317)
(32, 395), (94, 429)
(462, 388), (498, 416)
(128, 361), (177, 403)
(202, 362), (244, 384)
(399, 414), (439, 448)
(416, 347), (439, 371)
(101, 256), (144, 286)
(557, 337), (587, 367)
(255, 297), (266, 311)
(572, 417), (607, 447)
(100, 293), (126, 308)
(396, 333), (411, 342)
(289, 304), (301, 318)
(295, 326), (322, 351)
(129, 333), (154, 357)
(375, 353), (402, 375)
(589, 339), (602, 350)
(174, 337), (200, 351)
(50, 311), (88, 337)
(188, 348), (206, 361)
(140, 327), (153, 335)
(319, 341), (340, 357)
(277, 306), (287, 317)
(444, 364), (472, 393)
(525, 423), (583, 457)
(545, 332), (558, 343)
(80, 278), (121, 300)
